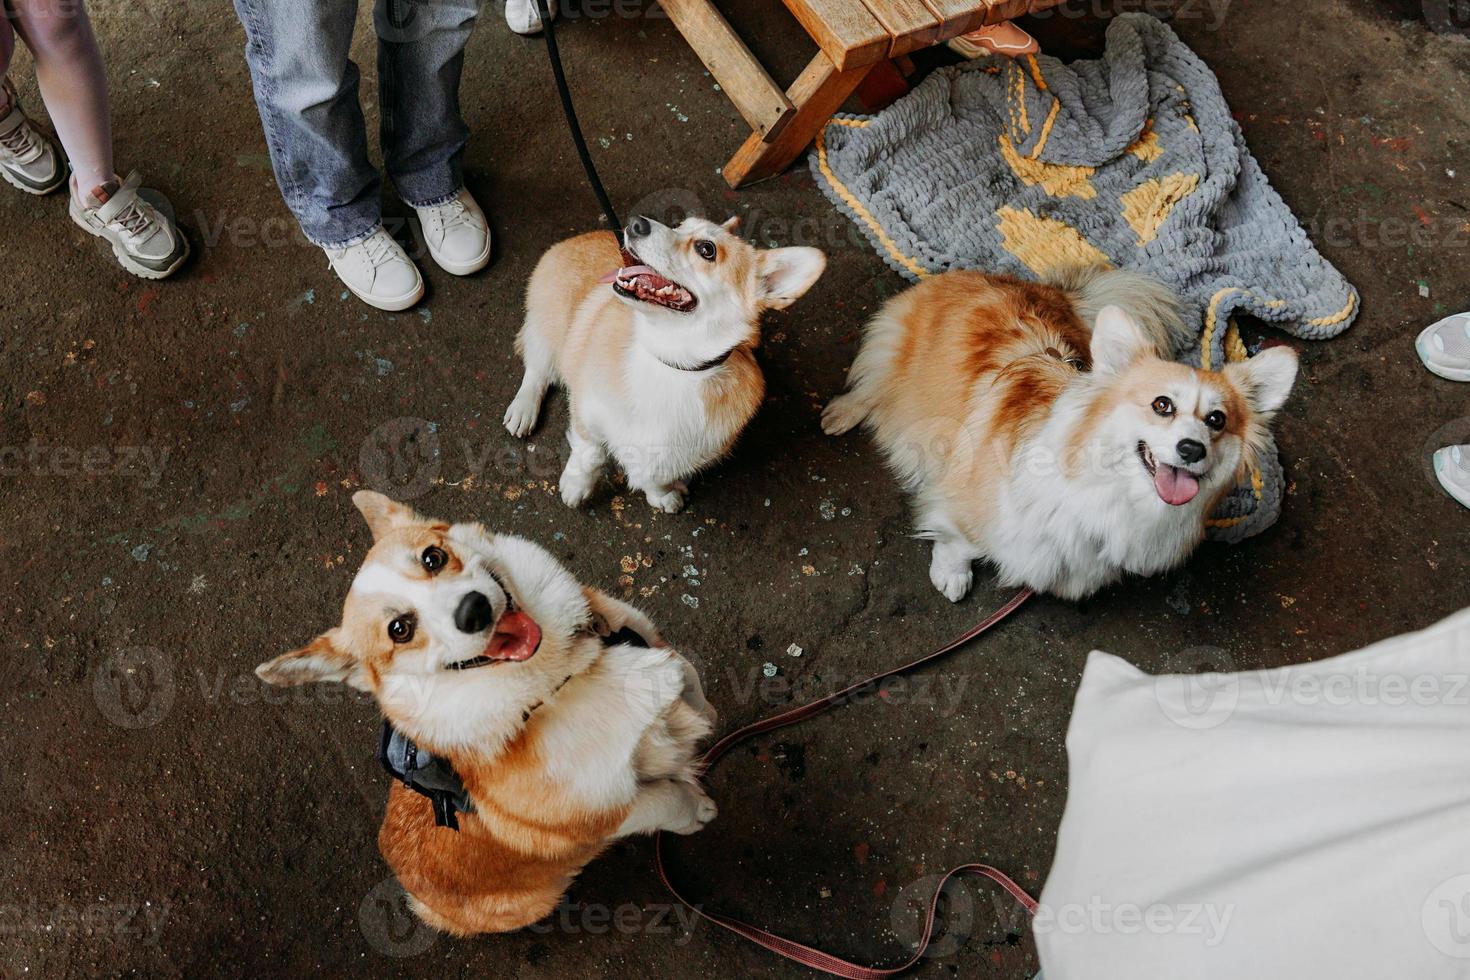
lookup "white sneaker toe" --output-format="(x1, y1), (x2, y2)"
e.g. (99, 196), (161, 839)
(1434, 445), (1470, 510)
(414, 189), (491, 276)
(69, 171), (190, 279)
(326, 229), (425, 311)
(1416, 313), (1470, 382)
(0, 83), (65, 195)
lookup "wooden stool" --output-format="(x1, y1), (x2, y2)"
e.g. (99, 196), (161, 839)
(661, 0), (1067, 188)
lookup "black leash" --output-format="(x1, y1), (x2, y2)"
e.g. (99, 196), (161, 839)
(534, 0), (624, 245)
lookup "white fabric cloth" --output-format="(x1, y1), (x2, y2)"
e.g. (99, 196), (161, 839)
(1036, 607), (1470, 979)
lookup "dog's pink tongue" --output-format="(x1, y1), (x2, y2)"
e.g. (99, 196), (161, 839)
(597, 264), (658, 284)
(1154, 464), (1201, 506)
(485, 611), (542, 662)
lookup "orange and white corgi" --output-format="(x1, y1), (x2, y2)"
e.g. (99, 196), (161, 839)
(504, 216), (825, 512)
(822, 266), (1298, 602)
(255, 491), (717, 936)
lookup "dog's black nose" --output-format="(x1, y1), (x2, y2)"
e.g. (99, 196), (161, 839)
(627, 214), (651, 238)
(1176, 438), (1206, 464)
(454, 591), (494, 634)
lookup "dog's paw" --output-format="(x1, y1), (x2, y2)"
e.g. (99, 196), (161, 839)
(645, 486), (685, 513)
(670, 791), (718, 835)
(693, 791), (718, 827)
(559, 471), (596, 508)
(503, 397), (539, 438)
(821, 394), (866, 436)
(930, 567), (973, 603)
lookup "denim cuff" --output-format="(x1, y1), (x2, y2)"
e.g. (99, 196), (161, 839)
(402, 185), (463, 210)
(310, 222), (382, 251)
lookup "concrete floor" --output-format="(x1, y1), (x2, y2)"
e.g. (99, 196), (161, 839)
(2, 0), (1468, 975)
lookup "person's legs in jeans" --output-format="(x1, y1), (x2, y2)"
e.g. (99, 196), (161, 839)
(6, 0), (112, 192)
(375, 0), (477, 208)
(233, 0), (381, 247)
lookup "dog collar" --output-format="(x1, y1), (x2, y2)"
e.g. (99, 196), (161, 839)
(375, 624), (653, 832)
(655, 345), (740, 373)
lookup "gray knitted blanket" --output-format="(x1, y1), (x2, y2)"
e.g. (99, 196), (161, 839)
(810, 13), (1358, 542)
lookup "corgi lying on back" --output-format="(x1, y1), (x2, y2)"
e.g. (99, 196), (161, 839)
(256, 491), (717, 936)
(822, 266), (1298, 602)
(504, 215), (825, 513)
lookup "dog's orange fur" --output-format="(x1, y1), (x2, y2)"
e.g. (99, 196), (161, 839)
(380, 717), (631, 936)
(855, 270), (1269, 546)
(524, 230), (764, 450)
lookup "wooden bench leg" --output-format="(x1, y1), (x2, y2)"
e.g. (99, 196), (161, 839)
(722, 52), (876, 189)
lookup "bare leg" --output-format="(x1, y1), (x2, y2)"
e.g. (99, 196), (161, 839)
(10, 0), (113, 192)
(1, 14), (15, 83)
(613, 779), (716, 838)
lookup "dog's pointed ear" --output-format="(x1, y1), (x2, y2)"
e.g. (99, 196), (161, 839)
(721, 215), (742, 233)
(1224, 346), (1298, 415)
(256, 631), (368, 690)
(758, 246), (826, 310)
(1090, 306), (1153, 375)
(352, 490), (416, 541)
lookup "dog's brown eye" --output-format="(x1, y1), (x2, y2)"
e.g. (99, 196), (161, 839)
(694, 239), (716, 262)
(1205, 410), (1227, 431)
(421, 546), (447, 573)
(388, 615), (416, 643)
(1152, 396), (1174, 418)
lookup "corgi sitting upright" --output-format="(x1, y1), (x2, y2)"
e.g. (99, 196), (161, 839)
(822, 266), (1299, 602)
(504, 215), (825, 512)
(255, 491), (717, 936)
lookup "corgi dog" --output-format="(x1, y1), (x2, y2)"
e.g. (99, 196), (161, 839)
(821, 266), (1299, 602)
(255, 491), (717, 936)
(504, 215), (826, 512)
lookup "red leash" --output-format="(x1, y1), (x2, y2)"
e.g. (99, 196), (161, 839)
(655, 587), (1037, 978)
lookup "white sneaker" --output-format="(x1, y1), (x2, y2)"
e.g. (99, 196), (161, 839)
(1417, 313), (1470, 382)
(1434, 445), (1470, 510)
(325, 228), (425, 311)
(0, 78), (65, 195)
(505, 0), (556, 35)
(413, 189), (491, 276)
(69, 171), (190, 279)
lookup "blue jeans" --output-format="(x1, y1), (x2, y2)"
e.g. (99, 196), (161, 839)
(233, 0), (478, 247)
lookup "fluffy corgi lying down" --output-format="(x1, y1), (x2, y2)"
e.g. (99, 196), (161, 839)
(823, 266), (1299, 602)
(256, 491), (717, 936)
(505, 215), (825, 513)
